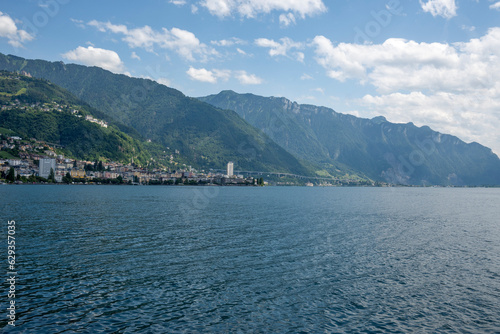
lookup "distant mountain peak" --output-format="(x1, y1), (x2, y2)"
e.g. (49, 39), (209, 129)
(200, 90), (500, 186)
(371, 116), (387, 124)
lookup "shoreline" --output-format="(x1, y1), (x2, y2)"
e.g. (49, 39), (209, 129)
(1, 182), (499, 188)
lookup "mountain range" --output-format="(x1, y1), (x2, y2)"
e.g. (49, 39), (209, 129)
(199, 91), (500, 186)
(0, 53), (310, 176)
(1, 52), (499, 185)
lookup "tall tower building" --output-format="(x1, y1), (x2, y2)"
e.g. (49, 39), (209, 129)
(39, 158), (56, 179)
(227, 161), (234, 177)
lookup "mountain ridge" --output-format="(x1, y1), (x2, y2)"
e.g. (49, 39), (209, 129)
(0, 70), (150, 164)
(0, 53), (313, 176)
(199, 90), (500, 186)
(2, 51), (498, 186)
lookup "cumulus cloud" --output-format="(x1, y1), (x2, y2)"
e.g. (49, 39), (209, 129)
(0, 11), (34, 48)
(490, 2), (500, 10)
(313, 28), (500, 154)
(187, 67), (218, 83)
(62, 46), (126, 74)
(420, 0), (457, 19)
(199, 0), (326, 19)
(186, 67), (235, 83)
(311, 31), (500, 93)
(235, 70), (262, 84)
(255, 37), (303, 60)
(88, 20), (218, 62)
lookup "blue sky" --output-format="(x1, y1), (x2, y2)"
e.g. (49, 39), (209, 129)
(1, 0), (500, 155)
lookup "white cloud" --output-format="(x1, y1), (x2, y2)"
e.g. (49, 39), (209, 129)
(170, 0), (187, 5)
(131, 51), (141, 60)
(490, 2), (500, 10)
(186, 67), (261, 84)
(199, 0), (326, 19)
(88, 20), (218, 62)
(211, 37), (246, 46)
(296, 52), (305, 62)
(187, 67), (218, 83)
(236, 70), (262, 84)
(212, 69), (232, 81)
(279, 13), (296, 27)
(186, 67), (231, 83)
(62, 46), (126, 74)
(0, 11), (34, 47)
(312, 28), (500, 154)
(255, 37), (303, 60)
(311, 34), (488, 93)
(301, 73), (313, 80)
(420, 0), (457, 19)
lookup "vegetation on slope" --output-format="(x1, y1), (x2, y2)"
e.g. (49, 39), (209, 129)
(0, 71), (149, 164)
(0, 53), (311, 175)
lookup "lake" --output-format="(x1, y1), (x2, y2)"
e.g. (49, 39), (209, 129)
(1, 186), (499, 333)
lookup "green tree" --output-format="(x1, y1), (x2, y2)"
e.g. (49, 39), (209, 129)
(48, 168), (55, 183)
(62, 172), (72, 184)
(116, 175), (123, 184)
(6, 167), (15, 182)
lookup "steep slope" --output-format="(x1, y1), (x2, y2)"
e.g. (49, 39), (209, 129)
(199, 90), (500, 186)
(0, 71), (150, 163)
(0, 53), (310, 175)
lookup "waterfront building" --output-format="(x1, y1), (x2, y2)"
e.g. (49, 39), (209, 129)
(39, 158), (56, 179)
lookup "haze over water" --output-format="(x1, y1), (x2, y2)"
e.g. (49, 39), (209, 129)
(1, 186), (499, 333)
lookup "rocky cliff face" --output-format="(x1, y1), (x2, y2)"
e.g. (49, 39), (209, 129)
(200, 90), (500, 186)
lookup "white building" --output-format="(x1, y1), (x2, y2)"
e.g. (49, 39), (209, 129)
(227, 161), (234, 177)
(39, 158), (56, 179)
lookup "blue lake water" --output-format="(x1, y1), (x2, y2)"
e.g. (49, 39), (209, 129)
(0, 185), (499, 333)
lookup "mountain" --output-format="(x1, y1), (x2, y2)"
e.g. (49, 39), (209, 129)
(199, 90), (500, 186)
(0, 71), (150, 164)
(0, 53), (310, 175)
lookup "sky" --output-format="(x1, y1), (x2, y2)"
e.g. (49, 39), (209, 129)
(1, 0), (500, 155)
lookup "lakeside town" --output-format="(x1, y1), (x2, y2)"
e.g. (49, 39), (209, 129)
(0, 134), (260, 186)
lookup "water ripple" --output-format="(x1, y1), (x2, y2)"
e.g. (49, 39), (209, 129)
(0, 186), (499, 333)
